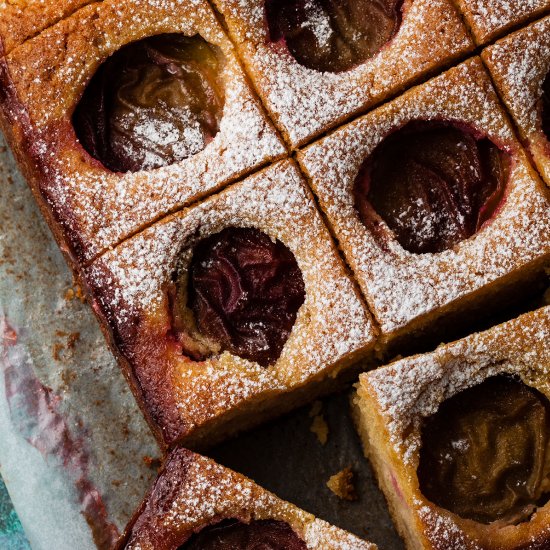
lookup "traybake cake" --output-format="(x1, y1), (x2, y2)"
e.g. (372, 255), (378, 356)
(453, 0), (550, 44)
(0, 0), (96, 55)
(83, 160), (377, 447)
(119, 448), (376, 549)
(353, 306), (550, 550)
(299, 58), (550, 346)
(212, 0), (473, 147)
(0, 0), (285, 265)
(483, 15), (550, 189)
(1, 0), (550, 548)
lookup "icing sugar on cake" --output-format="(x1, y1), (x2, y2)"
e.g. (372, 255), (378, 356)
(1, 0), (286, 263)
(483, 16), (550, 128)
(213, 0), (473, 145)
(83, 160), (377, 446)
(124, 448), (376, 549)
(483, 15), (550, 188)
(455, 0), (550, 43)
(299, 59), (550, 335)
(363, 307), (550, 464)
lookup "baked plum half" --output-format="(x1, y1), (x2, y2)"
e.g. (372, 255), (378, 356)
(418, 376), (550, 525)
(73, 34), (225, 173)
(354, 122), (509, 254)
(180, 519), (307, 549)
(172, 227), (306, 367)
(266, 0), (401, 73)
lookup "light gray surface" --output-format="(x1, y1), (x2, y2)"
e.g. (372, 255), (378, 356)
(0, 132), (160, 550)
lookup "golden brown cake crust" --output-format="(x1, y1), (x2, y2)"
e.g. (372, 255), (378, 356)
(83, 160), (377, 447)
(298, 58), (550, 341)
(212, 0), (473, 147)
(0, 0), (96, 54)
(454, 0), (550, 44)
(0, 0), (285, 264)
(120, 448), (377, 549)
(354, 307), (550, 550)
(482, 15), (550, 188)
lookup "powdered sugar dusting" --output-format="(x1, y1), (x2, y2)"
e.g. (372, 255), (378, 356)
(88, 160), (375, 352)
(0, 0), (97, 54)
(299, 59), (550, 334)
(484, 16), (550, 130)
(126, 449), (375, 549)
(357, 308), (550, 548)
(3, 0), (285, 263)
(214, 0), (472, 145)
(416, 504), (483, 549)
(304, 520), (376, 549)
(84, 160), (376, 439)
(456, 0), (550, 42)
(119, 107), (208, 170)
(299, 0), (335, 49)
(483, 15), (550, 186)
(361, 307), (550, 465)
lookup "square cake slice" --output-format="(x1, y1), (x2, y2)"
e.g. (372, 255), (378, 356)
(352, 306), (550, 550)
(82, 160), (377, 448)
(454, 0), (550, 44)
(483, 15), (550, 188)
(0, 0), (285, 266)
(0, 0), (96, 55)
(119, 447), (376, 549)
(298, 58), (550, 349)
(211, 0), (473, 147)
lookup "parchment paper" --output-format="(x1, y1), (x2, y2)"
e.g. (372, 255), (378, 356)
(0, 132), (160, 550)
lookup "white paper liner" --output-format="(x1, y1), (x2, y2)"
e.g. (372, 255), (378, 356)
(0, 131), (160, 550)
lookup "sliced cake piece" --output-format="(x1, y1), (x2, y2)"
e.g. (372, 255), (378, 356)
(298, 58), (550, 350)
(211, 0), (473, 147)
(83, 160), (377, 448)
(352, 306), (550, 550)
(0, 0), (285, 266)
(454, 0), (550, 44)
(119, 447), (376, 549)
(483, 15), (550, 188)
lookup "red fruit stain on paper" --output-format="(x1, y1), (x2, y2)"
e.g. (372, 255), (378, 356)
(0, 317), (119, 549)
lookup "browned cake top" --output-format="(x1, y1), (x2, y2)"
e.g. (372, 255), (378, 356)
(123, 448), (376, 549)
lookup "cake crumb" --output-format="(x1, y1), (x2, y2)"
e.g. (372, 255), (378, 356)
(52, 332), (80, 361)
(309, 401), (329, 445)
(65, 283), (86, 303)
(143, 455), (162, 470)
(327, 467), (357, 501)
